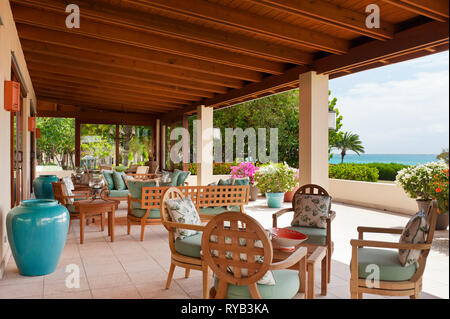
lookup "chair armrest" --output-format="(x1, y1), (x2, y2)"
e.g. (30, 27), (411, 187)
(272, 208), (294, 227)
(269, 247), (307, 270)
(73, 190), (90, 197)
(357, 226), (403, 236)
(350, 239), (431, 250)
(328, 210), (336, 221)
(162, 221), (206, 232)
(307, 247), (327, 267)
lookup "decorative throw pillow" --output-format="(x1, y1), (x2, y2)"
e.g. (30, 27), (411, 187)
(209, 232), (276, 285)
(398, 210), (429, 267)
(232, 177), (250, 186)
(291, 194), (331, 229)
(102, 170), (115, 190)
(208, 182), (217, 186)
(127, 180), (158, 210)
(174, 169), (190, 186)
(161, 170), (182, 187)
(218, 178), (234, 186)
(165, 196), (202, 240)
(62, 176), (75, 204)
(112, 171), (127, 190)
(122, 174), (134, 188)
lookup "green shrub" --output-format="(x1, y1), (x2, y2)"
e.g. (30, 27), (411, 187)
(184, 162), (240, 175)
(366, 163), (409, 181)
(329, 164), (379, 182)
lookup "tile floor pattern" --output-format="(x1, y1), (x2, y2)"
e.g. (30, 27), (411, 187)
(0, 199), (448, 299)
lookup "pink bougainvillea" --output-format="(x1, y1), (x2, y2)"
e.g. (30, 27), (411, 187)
(230, 162), (259, 184)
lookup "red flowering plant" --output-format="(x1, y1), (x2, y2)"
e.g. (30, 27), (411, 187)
(430, 167), (449, 214)
(230, 162), (259, 184)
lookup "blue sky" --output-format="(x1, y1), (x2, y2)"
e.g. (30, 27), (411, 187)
(329, 51), (449, 154)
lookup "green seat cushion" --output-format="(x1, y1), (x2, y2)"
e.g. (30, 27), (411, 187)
(112, 171), (127, 190)
(175, 169), (190, 186)
(102, 170), (115, 190)
(108, 190), (129, 198)
(357, 248), (417, 282)
(218, 178), (233, 186)
(130, 208), (161, 219)
(174, 232), (203, 258)
(214, 269), (299, 299)
(199, 205), (241, 215)
(127, 180), (158, 209)
(286, 226), (327, 245)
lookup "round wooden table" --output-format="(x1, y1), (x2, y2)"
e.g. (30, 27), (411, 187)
(74, 199), (120, 244)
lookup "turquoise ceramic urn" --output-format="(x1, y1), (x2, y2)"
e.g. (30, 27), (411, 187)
(33, 175), (59, 199)
(266, 192), (285, 208)
(6, 199), (69, 276)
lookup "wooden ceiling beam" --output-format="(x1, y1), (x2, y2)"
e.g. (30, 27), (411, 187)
(30, 75), (199, 103)
(314, 20), (449, 75)
(126, 0), (349, 54)
(12, 4), (286, 74)
(37, 97), (161, 116)
(12, 0), (313, 65)
(35, 87), (182, 111)
(250, 0), (395, 40)
(27, 69), (214, 100)
(24, 55), (229, 95)
(382, 0), (449, 21)
(21, 44), (244, 89)
(33, 82), (188, 107)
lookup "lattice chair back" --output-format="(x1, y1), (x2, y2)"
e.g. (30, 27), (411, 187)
(52, 181), (67, 205)
(201, 212), (273, 287)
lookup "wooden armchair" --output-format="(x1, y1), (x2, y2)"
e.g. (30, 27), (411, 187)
(272, 184), (335, 283)
(52, 181), (105, 231)
(202, 211), (308, 299)
(350, 201), (438, 299)
(160, 187), (211, 299)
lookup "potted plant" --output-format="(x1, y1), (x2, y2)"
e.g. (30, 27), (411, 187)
(230, 162), (259, 201)
(430, 166), (449, 230)
(284, 168), (300, 202)
(396, 161), (449, 229)
(254, 163), (297, 208)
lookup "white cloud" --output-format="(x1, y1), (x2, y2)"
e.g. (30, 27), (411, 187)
(333, 67), (449, 154)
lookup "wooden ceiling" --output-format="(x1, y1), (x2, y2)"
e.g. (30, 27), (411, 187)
(10, 0), (449, 124)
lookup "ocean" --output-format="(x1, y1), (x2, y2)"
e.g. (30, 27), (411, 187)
(329, 154), (439, 166)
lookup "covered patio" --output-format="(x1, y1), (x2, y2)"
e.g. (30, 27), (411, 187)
(0, 0), (448, 300)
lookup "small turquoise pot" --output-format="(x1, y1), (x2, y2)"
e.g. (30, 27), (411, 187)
(33, 175), (59, 199)
(6, 199), (69, 276)
(266, 192), (285, 208)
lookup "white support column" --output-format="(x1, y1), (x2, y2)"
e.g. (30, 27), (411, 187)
(196, 105), (214, 186)
(299, 71), (330, 190)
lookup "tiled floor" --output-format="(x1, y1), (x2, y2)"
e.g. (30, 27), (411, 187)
(0, 199), (448, 299)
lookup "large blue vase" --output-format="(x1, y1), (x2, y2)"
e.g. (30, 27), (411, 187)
(33, 175), (59, 199)
(266, 192), (285, 208)
(6, 199), (69, 276)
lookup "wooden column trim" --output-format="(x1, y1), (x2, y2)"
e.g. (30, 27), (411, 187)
(75, 118), (81, 167)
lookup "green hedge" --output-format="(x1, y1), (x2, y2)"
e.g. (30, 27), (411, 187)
(329, 164), (379, 182)
(365, 163), (409, 181)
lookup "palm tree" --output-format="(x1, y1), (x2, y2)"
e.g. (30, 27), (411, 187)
(332, 131), (365, 164)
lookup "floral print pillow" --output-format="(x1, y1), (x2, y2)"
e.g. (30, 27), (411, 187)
(398, 210), (429, 267)
(291, 194), (331, 229)
(209, 231), (276, 285)
(165, 196), (202, 240)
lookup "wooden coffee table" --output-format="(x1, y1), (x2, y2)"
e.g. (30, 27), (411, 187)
(74, 199), (120, 244)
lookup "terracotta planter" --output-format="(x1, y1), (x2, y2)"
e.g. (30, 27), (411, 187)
(284, 187), (299, 202)
(436, 212), (449, 230)
(249, 185), (259, 201)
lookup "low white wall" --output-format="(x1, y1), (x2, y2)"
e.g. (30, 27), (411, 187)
(36, 170), (74, 179)
(329, 179), (417, 216)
